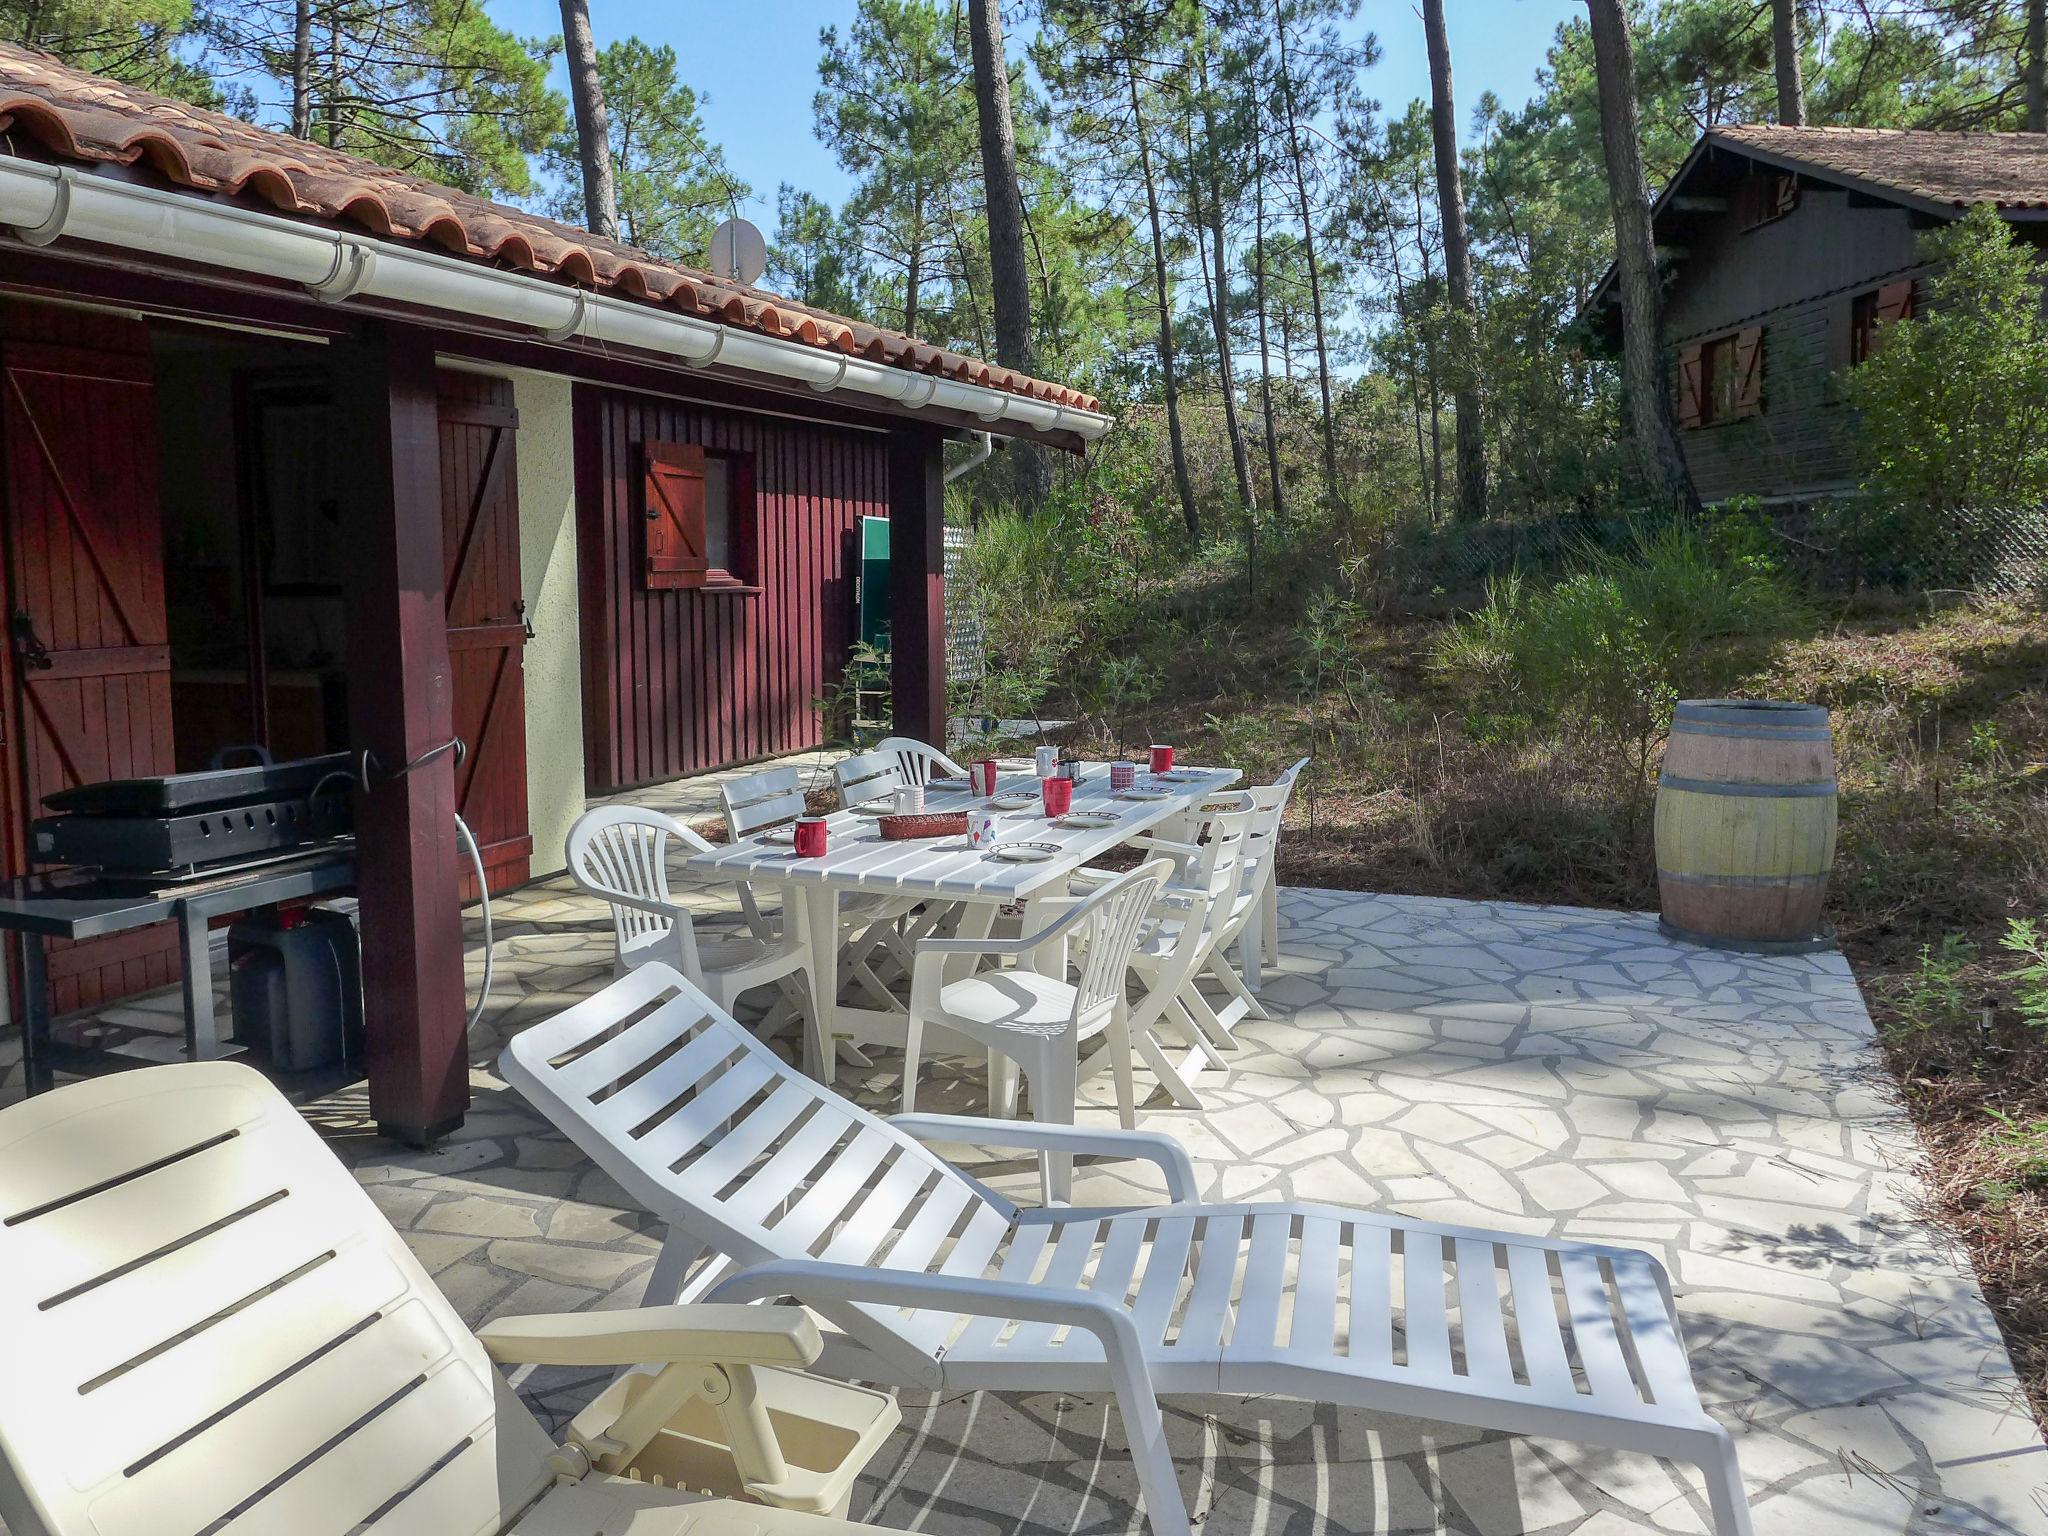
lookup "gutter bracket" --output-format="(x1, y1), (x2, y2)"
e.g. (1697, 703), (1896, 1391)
(680, 326), (726, 368)
(16, 170), (72, 248)
(807, 355), (850, 393)
(308, 237), (377, 303)
(541, 288), (593, 342)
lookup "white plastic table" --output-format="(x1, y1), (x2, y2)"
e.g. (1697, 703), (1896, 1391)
(681, 762), (1242, 1078)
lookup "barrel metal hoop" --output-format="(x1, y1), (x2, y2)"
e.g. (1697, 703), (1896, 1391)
(1658, 774), (1837, 798)
(1668, 719), (1833, 741)
(1657, 869), (1829, 888)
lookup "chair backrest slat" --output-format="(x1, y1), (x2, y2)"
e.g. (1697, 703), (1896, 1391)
(0, 1064), (553, 1536)
(832, 750), (901, 810)
(873, 736), (965, 787)
(1073, 861), (1172, 1021)
(721, 765), (808, 840)
(568, 806), (714, 961)
(501, 966), (1017, 1378)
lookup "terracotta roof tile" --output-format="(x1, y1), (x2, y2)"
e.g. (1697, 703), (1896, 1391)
(0, 43), (1099, 412)
(1711, 123), (2048, 212)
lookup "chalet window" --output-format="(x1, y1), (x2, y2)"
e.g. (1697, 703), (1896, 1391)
(1849, 279), (1915, 366)
(1735, 173), (1799, 231)
(642, 440), (757, 591)
(1676, 327), (1763, 429)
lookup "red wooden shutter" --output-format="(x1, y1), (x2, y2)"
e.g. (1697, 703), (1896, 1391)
(1771, 174), (1800, 220)
(1874, 279), (1915, 328)
(1732, 327), (1764, 417)
(1675, 344), (1705, 429)
(643, 441), (708, 589)
(438, 373), (530, 899)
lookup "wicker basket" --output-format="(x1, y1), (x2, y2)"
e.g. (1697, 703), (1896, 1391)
(879, 811), (970, 840)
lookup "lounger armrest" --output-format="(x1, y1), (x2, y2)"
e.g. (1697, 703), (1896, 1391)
(477, 1303), (821, 1370)
(887, 1112), (1201, 1203)
(705, 1261), (1150, 1376)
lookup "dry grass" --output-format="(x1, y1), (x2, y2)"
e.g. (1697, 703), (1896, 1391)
(1048, 591), (2048, 1427)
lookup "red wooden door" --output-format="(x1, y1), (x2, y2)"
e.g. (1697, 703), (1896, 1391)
(0, 330), (181, 1013)
(438, 373), (530, 899)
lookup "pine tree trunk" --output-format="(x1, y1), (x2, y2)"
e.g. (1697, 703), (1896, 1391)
(1273, 0), (1341, 506)
(1190, 103), (1256, 515)
(2029, 0), (2046, 132)
(290, 1), (313, 139)
(1771, 0), (1806, 126)
(968, 0), (1047, 505)
(1252, 129), (1286, 525)
(558, 0), (619, 240)
(1585, 0), (1700, 513)
(1130, 71), (1199, 538)
(1423, 0), (1487, 520)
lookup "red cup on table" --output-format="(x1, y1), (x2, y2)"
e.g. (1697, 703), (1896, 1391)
(1110, 762), (1136, 791)
(793, 817), (829, 857)
(970, 758), (999, 796)
(1041, 776), (1074, 817)
(1149, 744), (1175, 775)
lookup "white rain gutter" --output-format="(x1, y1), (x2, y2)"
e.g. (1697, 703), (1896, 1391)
(0, 161), (1114, 442)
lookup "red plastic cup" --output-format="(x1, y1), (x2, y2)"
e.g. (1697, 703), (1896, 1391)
(794, 817), (828, 857)
(1149, 744), (1175, 775)
(1041, 776), (1074, 817)
(971, 759), (999, 796)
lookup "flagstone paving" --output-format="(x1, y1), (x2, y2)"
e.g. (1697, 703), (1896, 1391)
(3, 874), (2043, 1533)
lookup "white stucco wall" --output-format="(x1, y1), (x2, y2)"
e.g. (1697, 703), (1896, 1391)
(509, 370), (584, 878)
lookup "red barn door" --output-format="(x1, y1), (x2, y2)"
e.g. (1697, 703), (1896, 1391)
(437, 373), (530, 898)
(0, 323), (180, 1013)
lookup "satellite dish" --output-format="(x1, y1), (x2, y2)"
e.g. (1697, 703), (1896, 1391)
(709, 217), (768, 286)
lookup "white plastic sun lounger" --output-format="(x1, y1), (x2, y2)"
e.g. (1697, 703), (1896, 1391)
(0, 1061), (902, 1536)
(502, 965), (1756, 1536)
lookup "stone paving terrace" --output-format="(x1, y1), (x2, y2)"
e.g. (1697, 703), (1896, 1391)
(2, 863), (2044, 1532)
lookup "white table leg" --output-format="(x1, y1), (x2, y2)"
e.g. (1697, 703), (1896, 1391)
(797, 883), (840, 1082)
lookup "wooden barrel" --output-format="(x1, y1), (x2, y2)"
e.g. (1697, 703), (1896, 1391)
(1654, 700), (1837, 948)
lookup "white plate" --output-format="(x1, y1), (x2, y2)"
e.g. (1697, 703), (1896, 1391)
(1155, 769), (1203, 781)
(928, 779), (971, 792)
(850, 804), (891, 817)
(1057, 811), (1120, 829)
(988, 841), (1059, 863)
(1118, 788), (1172, 801)
(755, 826), (797, 846)
(992, 793), (1037, 811)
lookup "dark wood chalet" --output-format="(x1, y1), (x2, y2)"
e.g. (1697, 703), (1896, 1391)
(1590, 124), (2048, 504)
(0, 45), (1108, 1141)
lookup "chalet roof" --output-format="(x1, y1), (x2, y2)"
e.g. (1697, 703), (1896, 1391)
(1711, 123), (2048, 214)
(1584, 123), (2048, 337)
(0, 43), (1099, 414)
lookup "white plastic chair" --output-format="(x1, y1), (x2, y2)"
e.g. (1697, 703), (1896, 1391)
(718, 766), (904, 1003)
(503, 968), (1758, 1536)
(874, 735), (966, 786)
(0, 1061), (901, 1536)
(567, 805), (812, 1023)
(901, 859), (1173, 1201)
(1240, 756), (1308, 987)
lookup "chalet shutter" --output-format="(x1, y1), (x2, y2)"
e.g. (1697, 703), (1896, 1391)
(1732, 327), (1764, 417)
(1874, 279), (1915, 328)
(1771, 174), (1799, 220)
(643, 441), (709, 589)
(1675, 343), (1705, 429)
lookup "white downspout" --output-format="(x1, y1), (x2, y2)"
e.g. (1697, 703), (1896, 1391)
(943, 431), (994, 484)
(0, 161), (1116, 442)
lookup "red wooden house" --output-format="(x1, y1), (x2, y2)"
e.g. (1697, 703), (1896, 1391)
(0, 45), (1108, 1141)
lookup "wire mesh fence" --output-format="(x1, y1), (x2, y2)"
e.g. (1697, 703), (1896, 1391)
(1368, 499), (2048, 603)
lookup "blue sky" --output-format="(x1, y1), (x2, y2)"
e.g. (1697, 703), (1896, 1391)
(486, 1), (1582, 231)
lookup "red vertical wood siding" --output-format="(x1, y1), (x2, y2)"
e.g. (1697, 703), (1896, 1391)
(0, 307), (181, 1014)
(575, 386), (886, 793)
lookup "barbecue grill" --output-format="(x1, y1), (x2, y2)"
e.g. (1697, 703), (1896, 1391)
(31, 751), (355, 878)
